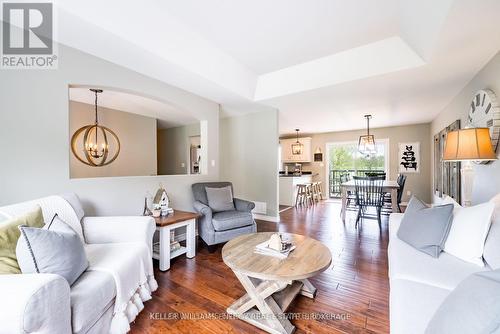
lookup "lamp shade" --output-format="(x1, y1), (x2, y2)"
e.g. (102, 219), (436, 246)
(443, 128), (497, 161)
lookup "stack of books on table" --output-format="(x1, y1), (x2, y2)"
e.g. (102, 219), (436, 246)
(161, 207), (174, 216)
(152, 241), (182, 253)
(170, 241), (181, 252)
(254, 240), (296, 259)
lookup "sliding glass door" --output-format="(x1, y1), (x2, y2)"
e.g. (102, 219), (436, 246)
(326, 140), (389, 198)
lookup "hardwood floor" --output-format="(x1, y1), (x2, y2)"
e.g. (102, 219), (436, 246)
(131, 200), (390, 334)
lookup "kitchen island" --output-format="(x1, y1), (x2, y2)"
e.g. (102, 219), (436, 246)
(279, 174), (313, 206)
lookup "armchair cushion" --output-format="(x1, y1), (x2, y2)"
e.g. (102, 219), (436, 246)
(234, 198), (255, 212)
(192, 182), (233, 205)
(212, 211), (254, 232)
(206, 186), (235, 212)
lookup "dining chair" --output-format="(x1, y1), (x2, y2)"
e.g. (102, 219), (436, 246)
(340, 173), (356, 209)
(395, 174), (407, 212)
(364, 172), (386, 179)
(383, 174), (407, 214)
(353, 176), (385, 228)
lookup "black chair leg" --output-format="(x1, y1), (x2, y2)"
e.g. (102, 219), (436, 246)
(203, 240), (217, 253)
(398, 203), (402, 212)
(355, 206), (362, 228)
(377, 207), (382, 228)
(207, 244), (217, 253)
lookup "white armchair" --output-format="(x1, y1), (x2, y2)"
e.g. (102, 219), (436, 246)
(0, 194), (157, 334)
(83, 216), (155, 252)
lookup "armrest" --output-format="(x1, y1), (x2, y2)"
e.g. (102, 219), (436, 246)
(234, 198), (255, 212)
(193, 201), (212, 218)
(0, 274), (71, 334)
(82, 216), (155, 251)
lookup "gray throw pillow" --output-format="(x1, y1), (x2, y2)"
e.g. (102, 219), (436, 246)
(397, 196), (454, 258)
(425, 269), (500, 334)
(16, 214), (88, 285)
(206, 186), (235, 212)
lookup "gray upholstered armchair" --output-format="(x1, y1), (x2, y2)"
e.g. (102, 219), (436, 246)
(192, 182), (257, 252)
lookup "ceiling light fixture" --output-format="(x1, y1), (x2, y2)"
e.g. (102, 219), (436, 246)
(71, 89), (120, 167)
(358, 115), (376, 156)
(291, 129), (304, 155)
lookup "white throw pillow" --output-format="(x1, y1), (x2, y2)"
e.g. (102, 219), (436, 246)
(483, 194), (500, 269)
(444, 201), (495, 266)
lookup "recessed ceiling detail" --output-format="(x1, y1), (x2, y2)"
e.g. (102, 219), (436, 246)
(51, 0), (500, 134)
(255, 37), (425, 100)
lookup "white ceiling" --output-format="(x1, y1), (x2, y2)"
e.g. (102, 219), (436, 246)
(162, 0), (399, 74)
(69, 87), (198, 129)
(51, 0), (500, 135)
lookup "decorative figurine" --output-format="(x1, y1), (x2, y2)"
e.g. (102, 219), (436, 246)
(268, 233), (292, 252)
(142, 197), (152, 216)
(153, 183), (173, 216)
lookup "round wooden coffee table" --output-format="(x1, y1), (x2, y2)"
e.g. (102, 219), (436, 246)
(222, 232), (332, 334)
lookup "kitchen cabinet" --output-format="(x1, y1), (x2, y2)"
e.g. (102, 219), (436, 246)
(279, 175), (313, 206)
(280, 137), (312, 163)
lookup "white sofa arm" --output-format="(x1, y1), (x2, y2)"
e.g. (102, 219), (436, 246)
(0, 274), (71, 334)
(82, 216), (156, 251)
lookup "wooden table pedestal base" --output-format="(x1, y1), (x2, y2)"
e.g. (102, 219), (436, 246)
(227, 270), (317, 334)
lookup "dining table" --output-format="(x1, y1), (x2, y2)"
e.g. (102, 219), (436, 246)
(340, 179), (400, 222)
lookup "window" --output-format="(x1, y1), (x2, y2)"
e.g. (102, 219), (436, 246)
(326, 140), (389, 197)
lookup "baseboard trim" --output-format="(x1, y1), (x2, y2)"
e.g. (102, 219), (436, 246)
(253, 213), (280, 223)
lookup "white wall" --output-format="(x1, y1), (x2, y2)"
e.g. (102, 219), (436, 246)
(0, 44), (220, 215)
(157, 123), (200, 175)
(431, 51), (500, 204)
(70, 101), (158, 178)
(220, 109), (279, 218)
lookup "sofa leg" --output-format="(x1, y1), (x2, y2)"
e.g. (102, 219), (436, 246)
(207, 244), (218, 253)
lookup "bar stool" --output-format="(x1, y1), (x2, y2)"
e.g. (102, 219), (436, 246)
(295, 183), (313, 207)
(305, 183), (314, 206)
(317, 181), (324, 200)
(311, 182), (320, 203)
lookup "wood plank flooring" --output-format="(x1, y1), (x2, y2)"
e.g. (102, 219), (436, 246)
(130, 200), (390, 334)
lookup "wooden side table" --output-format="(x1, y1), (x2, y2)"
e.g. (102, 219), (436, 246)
(153, 210), (200, 271)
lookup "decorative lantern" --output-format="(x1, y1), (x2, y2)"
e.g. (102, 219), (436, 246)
(291, 129), (304, 155)
(358, 115), (376, 156)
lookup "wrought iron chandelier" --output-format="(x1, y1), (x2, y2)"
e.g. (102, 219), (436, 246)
(358, 115), (376, 156)
(70, 89), (120, 167)
(291, 129), (304, 155)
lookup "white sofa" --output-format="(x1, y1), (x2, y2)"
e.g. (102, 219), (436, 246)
(388, 197), (499, 334)
(0, 195), (157, 334)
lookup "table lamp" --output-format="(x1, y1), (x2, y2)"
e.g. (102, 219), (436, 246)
(443, 127), (497, 206)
